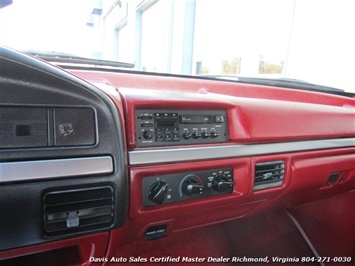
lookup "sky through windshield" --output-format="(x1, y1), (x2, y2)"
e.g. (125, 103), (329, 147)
(1, 0), (354, 92)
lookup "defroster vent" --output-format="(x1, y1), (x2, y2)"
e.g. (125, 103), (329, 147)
(254, 161), (285, 190)
(44, 186), (114, 237)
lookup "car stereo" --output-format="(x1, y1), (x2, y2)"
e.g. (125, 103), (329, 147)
(135, 110), (228, 147)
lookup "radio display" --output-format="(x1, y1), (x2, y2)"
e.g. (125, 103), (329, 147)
(179, 115), (212, 124)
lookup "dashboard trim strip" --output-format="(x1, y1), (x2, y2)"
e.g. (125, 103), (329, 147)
(129, 138), (355, 165)
(0, 156), (113, 182)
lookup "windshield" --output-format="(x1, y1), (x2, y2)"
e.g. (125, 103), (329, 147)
(1, 0), (354, 93)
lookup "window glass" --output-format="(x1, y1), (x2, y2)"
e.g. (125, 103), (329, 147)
(140, 0), (169, 72)
(0, 0), (354, 92)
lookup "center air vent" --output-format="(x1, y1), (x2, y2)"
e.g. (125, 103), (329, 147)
(44, 186), (114, 237)
(254, 161), (285, 190)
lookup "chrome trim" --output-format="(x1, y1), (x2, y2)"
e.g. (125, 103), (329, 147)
(129, 138), (355, 165)
(254, 181), (283, 191)
(0, 156), (113, 183)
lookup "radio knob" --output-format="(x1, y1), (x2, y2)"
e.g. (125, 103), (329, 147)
(183, 132), (192, 139)
(182, 176), (204, 196)
(143, 130), (153, 140)
(192, 132), (201, 139)
(210, 131), (220, 138)
(148, 181), (169, 204)
(201, 131), (211, 138)
(212, 175), (234, 192)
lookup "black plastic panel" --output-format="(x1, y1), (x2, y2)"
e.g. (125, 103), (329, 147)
(136, 109), (228, 147)
(142, 168), (233, 207)
(0, 107), (48, 148)
(0, 47), (127, 251)
(54, 108), (96, 146)
(0, 107), (96, 148)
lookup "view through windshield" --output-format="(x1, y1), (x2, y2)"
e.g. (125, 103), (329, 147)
(1, 0), (354, 92)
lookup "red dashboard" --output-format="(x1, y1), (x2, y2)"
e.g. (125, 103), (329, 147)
(0, 48), (354, 265)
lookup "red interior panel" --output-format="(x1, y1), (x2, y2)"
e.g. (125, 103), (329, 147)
(288, 190), (355, 258)
(70, 70), (355, 107)
(116, 88), (355, 148)
(0, 233), (109, 266)
(106, 209), (316, 265)
(288, 151), (355, 205)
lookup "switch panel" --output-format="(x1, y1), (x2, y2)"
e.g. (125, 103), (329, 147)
(0, 107), (96, 149)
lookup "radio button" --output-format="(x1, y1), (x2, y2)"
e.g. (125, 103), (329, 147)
(173, 134), (180, 141)
(171, 113), (178, 120)
(172, 127), (179, 134)
(215, 115), (225, 123)
(156, 135), (164, 142)
(164, 134), (172, 141)
(154, 113), (163, 120)
(156, 128), (164, 134)
(141, 114), (153, 120)
(162, 113), (171, 120)
(164, 128), (172, 134)
(141, 122), (153, 127)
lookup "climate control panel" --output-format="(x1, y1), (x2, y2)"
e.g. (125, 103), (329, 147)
(142, 168), (234, 207)
(136, 110), (228, 147)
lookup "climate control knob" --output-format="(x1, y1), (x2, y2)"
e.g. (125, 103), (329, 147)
(212, 175), (234, 192)
(148, 181), (169, 204)
(181, 175), (204, 196)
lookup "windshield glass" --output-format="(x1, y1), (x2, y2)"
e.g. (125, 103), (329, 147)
(1, 0), (354, 93)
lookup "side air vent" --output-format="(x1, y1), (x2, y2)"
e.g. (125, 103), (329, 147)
(44, 186), (114, 237)
(254, 161), (285, 190)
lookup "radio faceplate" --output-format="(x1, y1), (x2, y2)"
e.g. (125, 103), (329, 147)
(135, 110), (228, 147)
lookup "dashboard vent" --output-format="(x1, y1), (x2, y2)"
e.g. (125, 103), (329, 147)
(254, 161), (285, 190)
(44, 186), (114, 237)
